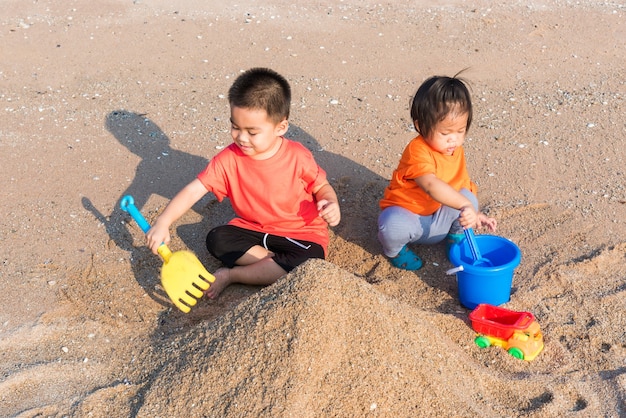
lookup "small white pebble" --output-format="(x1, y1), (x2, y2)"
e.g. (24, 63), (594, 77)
(329, 99), (339, 105)
(62, 346), (69, 353)
(370, 403), (377, 410)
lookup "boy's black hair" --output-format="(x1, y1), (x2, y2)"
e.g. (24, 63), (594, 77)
(410, 72), (473, 139)
(228, 67), (291, 123)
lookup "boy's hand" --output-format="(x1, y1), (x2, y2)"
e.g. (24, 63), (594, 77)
(317, 199), (341, 227)
(459, 205), (478, 229)
(460, 207), (498, 232)
(146, 222), (171, 255)
(477, 213), (497, 232)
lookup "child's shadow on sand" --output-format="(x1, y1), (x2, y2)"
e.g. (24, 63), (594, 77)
(83, 111), (459, 318)
(82, 110), (230, 310)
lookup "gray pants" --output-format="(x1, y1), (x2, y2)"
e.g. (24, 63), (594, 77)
(377, 188), (478, 257)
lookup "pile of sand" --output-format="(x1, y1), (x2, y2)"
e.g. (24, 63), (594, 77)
(120, 250), (624, 417)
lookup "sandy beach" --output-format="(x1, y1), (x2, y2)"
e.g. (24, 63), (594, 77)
(1, 0), (625, 416)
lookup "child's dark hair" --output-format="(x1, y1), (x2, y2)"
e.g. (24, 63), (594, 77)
(410, 73), (473, 139)
(228, 68), (291, 123)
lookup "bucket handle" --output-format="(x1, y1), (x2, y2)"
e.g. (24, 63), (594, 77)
(446, 265), (464, 275)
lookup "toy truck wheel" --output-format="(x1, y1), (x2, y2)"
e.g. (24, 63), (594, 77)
(508, 347), (524, 360)
(475, 336), (491, 348)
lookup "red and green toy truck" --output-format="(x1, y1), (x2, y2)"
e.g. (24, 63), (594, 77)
(469, 303), (544, 361)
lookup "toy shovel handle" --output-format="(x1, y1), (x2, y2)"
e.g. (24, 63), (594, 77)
(119, 195), (172, 261)
(120, 195), (151, 233)
(464, 228), (483, 261)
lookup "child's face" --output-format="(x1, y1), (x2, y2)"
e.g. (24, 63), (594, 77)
(230, 106), (288, 160)
(422, 111), (468, 156)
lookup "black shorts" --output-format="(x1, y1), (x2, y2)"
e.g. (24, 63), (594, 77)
(206, 225), (325, 272)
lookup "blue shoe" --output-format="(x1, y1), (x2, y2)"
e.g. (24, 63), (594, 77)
(389, 245), (423, 271)
(446, 233), (464, 261)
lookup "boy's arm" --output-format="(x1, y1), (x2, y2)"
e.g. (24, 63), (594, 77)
(313, 183), (341, 227)
(414, 173), (478, 228)
(146, 178), (208, 254)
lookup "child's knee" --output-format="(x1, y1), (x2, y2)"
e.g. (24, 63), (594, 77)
(459, 188), (478, 209)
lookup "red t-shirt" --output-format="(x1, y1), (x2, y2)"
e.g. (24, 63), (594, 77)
(380, 135), (476, 215)
(197, 138), (330, 252)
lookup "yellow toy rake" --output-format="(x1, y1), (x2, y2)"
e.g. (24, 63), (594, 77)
(120, 195), (214, 313)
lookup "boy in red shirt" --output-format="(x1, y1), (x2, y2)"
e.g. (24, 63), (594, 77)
(147, 68), (341, 298)
(378, 74), (496, 270)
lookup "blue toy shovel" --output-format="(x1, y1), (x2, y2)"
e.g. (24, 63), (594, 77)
(120, 195), (214, 313)
(464, 228), (493, 267)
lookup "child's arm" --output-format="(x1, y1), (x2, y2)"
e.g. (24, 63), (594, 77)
(313, 183), (341, 227)
(414, 173), (479, 228)
(146, 178), (208, 254)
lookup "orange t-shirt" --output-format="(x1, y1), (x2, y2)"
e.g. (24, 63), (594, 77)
(197, 138), (331, 253)
(379, 135), (476, 215)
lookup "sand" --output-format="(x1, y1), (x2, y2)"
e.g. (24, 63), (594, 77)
(1, 0), (625, 416)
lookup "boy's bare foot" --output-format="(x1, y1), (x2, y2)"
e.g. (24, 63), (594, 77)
(204, 267), (231, 299)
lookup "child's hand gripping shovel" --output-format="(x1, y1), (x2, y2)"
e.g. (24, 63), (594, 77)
(120, 195), (214, 313)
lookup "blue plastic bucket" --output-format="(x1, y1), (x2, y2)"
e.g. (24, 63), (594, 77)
(448, 235), (521, 309)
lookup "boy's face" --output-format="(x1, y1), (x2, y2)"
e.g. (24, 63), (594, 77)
(423, 111), (468, 156)
(230, 106), (289, 160)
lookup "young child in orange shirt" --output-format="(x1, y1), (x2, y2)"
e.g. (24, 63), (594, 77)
(378, 74), (496, 270)
(147, 68), (341, 297)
